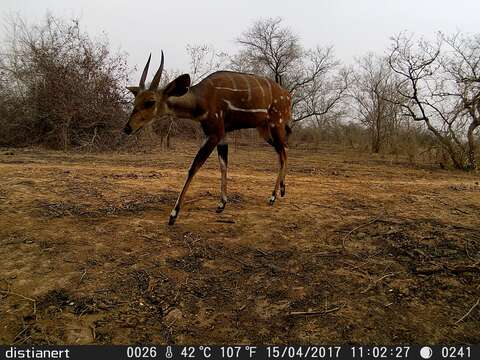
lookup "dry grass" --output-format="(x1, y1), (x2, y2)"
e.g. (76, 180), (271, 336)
(0, 142), (479, 344)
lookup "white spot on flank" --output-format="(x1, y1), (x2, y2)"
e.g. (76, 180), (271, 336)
(273, 99), (277, 103)
(270, 123), (275, 128)
(279, 118), (283, 123)
(215, 113), (218, 119)
(223, 100), (267, 113)
(280, 96), (284, 100)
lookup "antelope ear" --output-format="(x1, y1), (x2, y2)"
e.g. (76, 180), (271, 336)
(164, 74), (191, 97)
(127, 86), (140, 96)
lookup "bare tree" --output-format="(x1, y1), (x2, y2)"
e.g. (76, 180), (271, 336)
(387, 32), (479, 169)
(233, 17), (348, 126)
(234, 17), (301, 85)
(350, 53), (404, 152)
(441, 32), (480, 169)
(186, 44), (229, 83)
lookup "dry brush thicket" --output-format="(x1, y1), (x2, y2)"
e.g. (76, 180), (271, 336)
(0, 15), (130, 150)
(0, 16), (478, 170)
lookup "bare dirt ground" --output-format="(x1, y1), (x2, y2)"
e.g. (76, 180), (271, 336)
(0, 141), (479, 345)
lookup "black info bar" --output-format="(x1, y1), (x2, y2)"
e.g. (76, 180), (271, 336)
(0, 345), (477, 360)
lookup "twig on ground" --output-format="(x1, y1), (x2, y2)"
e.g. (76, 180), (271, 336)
(342, 212), (384, 249)
(256, 248), (269, 256)
(13, 326), (29, 343)
(465, 241), (477, 262)
(0, 290), (36, 314)
(361, 273), (396, 294)
(289, 304), (344, 317)
(90, 325), (96, 340)
(80, 269), (87, 283)
(184, 197), (202, 205)
(455, 298), (480, 325)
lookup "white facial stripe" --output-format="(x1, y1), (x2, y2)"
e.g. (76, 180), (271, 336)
(223, 100), (267, 113)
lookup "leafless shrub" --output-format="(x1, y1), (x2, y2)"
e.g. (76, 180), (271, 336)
(231, 17), (349, 126)
(387, 32), (480, 170)
(0, 14), (130, 150)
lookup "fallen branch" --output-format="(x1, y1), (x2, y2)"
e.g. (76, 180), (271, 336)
(342, 212), (384, 249)
(455, 298), (480, 325)
(289, 304), (343, 317)
(0, 290), (36, 314)
(361, 272), (396, 294)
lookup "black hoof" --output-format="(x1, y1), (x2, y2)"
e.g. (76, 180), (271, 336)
(168, 216), (177, 225)
(216, 203), (226, 213)
(269, 195), (276, 206)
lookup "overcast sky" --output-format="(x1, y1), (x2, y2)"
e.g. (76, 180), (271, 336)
(1, 0), (479, 82)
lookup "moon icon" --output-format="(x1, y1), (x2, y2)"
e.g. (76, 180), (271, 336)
(420, 346), (433, 359)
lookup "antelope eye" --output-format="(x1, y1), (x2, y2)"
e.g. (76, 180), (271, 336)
(144, 100), (155, 109)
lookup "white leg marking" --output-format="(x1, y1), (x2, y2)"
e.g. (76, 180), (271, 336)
(170, 209), (177, 217)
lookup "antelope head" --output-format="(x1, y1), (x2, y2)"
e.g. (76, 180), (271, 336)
(124, 52), (191, 135)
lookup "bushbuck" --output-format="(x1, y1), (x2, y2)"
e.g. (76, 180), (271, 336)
(124, 52), (292, 225)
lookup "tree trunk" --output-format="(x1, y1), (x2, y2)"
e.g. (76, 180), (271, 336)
(467, 119), (479, 170)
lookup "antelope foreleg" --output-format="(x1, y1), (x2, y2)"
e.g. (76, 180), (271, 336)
(168, 136), (220, 225)
(270, 145), (287, 205)
(216, 142), (228, 213)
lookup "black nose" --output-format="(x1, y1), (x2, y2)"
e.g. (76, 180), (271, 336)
(124, 124), (132, 135)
